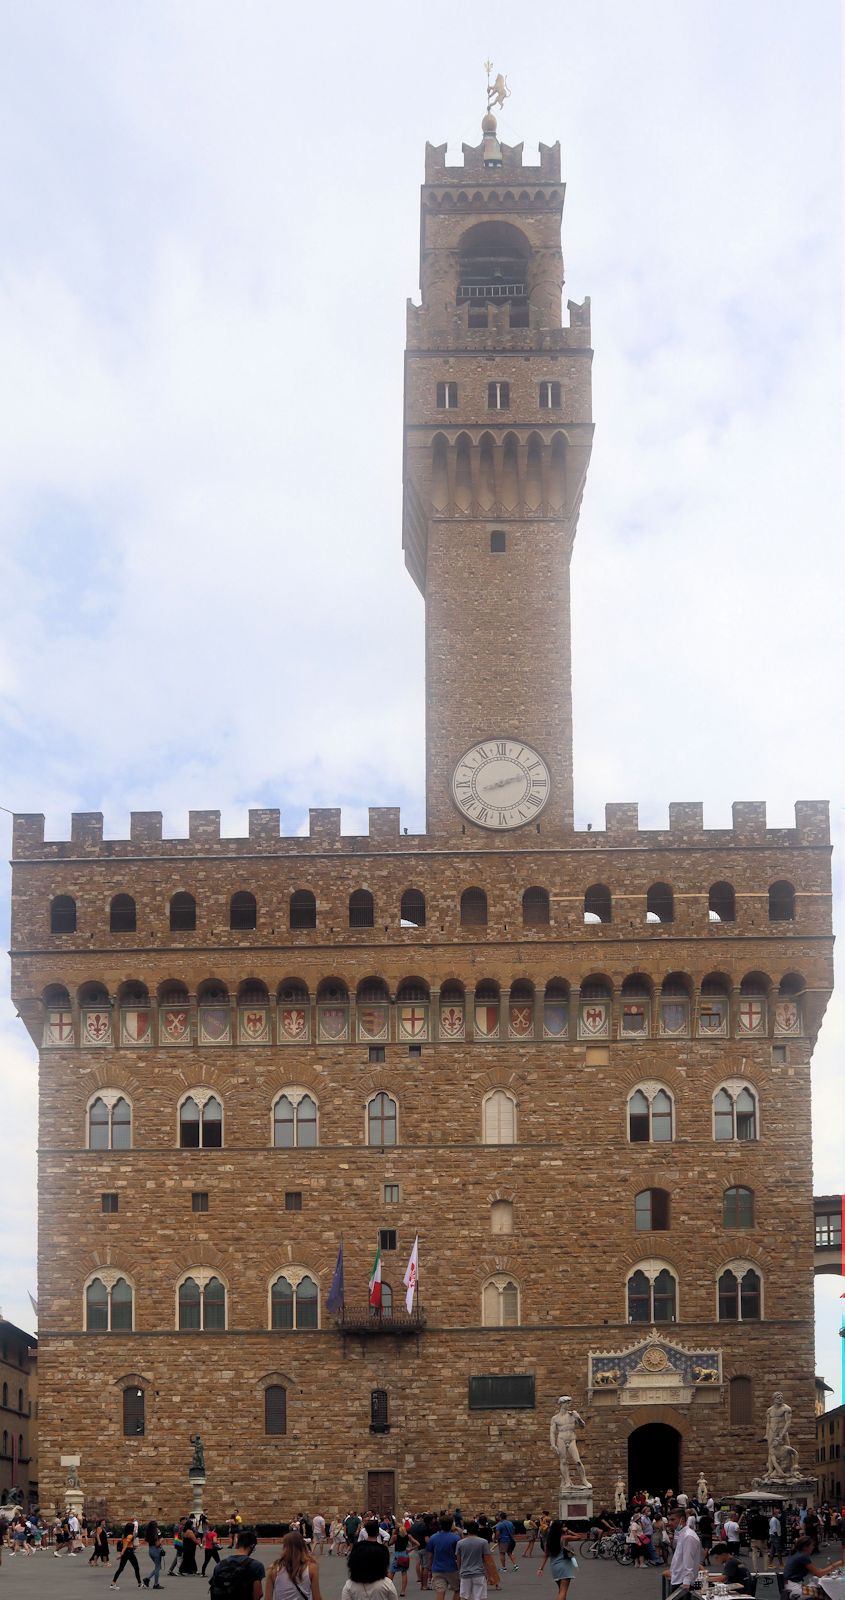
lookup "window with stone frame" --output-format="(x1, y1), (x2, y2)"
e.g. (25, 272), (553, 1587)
(718, 1264), (762, 1321)
(88, 1093), (132, 1151)
(270, 1271), (319, 1330)
(714, 1083), (758, 1142)
(724, 1186), (755, 1229)
(626, 1261), (677, 1323)
(123, 1386), (145, 1436)
(273, 1089), (319, 1149)
(367, 1091), (397, 1147)
(177, 1272), (226, 1331)
(179, 1091), (223, 1149)
(482, 1275), (520, 1327)
(85, 1273), (134, 1332)
(628, 1084), (673, 1143)
(264, 1384), (287, 1435)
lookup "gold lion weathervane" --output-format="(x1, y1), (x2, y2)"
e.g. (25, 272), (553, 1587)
(485, 59), (511, 112)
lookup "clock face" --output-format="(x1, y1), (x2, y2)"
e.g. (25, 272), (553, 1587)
(451, 739), (551, 830)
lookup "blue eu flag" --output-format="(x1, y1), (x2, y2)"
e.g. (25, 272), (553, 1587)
(326, 1242), (344, 1313)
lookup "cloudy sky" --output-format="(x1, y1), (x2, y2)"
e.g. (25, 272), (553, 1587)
(1, 1), (842, 1397)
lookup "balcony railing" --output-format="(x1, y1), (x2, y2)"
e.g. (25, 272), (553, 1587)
(334, 1303), (426, 1336)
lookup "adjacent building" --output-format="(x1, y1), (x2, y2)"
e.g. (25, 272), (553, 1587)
(0, 1315), (37, 1509)
(10, 98), (834, 1518)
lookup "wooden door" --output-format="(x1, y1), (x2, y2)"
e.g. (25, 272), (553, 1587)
(366, 1470), (396, 1516)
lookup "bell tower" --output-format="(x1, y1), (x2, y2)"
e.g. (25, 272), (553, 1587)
(403, 88), (593, 839)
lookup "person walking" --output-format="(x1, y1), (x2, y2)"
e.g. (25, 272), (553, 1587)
(767, 1511), (784, 1572)
(493, 1515), (517, 1573)
(202, 1526), (221, 1576)
(211, 1529), (265, 1600)
(266, 1530), (322, 1600)
(723, 1510), (740, 1557)
(427, 1516), (461, 1598)
(522, 1519), (538, 1559)
(343, 1531), (395, 1600)
(312, 1515), (326, 1557)
(111, 1523), (142, 1589)
(142, 1522), (165, 1589)
(390, 1523), (417, 1596)
(536, 1520), (578, 1600)
(179, 1520), (199, 1576)
(90, 1520), (110, 1567)
(457, 1520), (498, 1600)
(746, 1507), (768, 1573)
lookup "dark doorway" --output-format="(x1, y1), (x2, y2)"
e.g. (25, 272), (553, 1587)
(628, 1422), (681, 1497)
(367, 1470), (396, 1516)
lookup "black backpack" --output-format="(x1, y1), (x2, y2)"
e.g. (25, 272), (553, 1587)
(210, 1557), (256, 1600)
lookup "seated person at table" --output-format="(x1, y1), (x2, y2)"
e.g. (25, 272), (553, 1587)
(782, 1534), (838, 1597)
(710, 1541), (754, 1594)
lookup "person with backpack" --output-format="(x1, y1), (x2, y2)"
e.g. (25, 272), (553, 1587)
(266, 1529), (322, 1600)
(210, 1529), (265, 1600)
(110, 1522), (142, 1588)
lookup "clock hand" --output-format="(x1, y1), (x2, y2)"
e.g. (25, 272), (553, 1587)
(481, 775), (523, 794)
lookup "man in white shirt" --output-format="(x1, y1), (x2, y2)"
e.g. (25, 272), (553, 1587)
(665, 1508), (702, 1599)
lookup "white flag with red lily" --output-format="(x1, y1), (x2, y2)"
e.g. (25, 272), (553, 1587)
(368, 1243), (382, 1308)
(403, 1235), (419, 1313)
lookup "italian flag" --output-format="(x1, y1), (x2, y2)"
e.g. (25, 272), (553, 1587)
(369, 1244), (382, 1308)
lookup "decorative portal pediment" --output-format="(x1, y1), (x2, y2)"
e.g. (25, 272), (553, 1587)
(588, 1332), (722, 1407)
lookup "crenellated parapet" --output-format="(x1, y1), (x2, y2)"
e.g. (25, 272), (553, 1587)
(424, 138), (562, 185)
(11, 799), (831, 859)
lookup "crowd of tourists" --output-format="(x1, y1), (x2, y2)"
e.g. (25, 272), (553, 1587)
(1, 1494), (844, 1599)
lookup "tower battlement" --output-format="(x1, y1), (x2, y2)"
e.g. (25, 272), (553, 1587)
(424, 138), (562, 184)
(11, 799), (831, 859)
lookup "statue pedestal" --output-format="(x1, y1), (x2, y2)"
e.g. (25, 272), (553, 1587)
(66, 1487), (85, 1521)
(745, 1475), (817, 1502)
(188, 1469), (206, 1520)
(559, 1488), (593, 1522)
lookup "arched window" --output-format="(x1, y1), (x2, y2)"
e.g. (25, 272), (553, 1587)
(718, 1264), (762, 1321)
(491, 1199), (514, 1235)
(177, 1272), (226, 1331)
(584, 884), (611, 924)
(621, 974), (651, 1037)
(490, 529), (506, 553)
(775, 973), (803, 1036)
(724, 1186), (755, 1229)
(123, 1386), (145, 1436)
(316, 979), (349, 1042)
(659, 973), (691, 1037)
(289, 890), (317, 930)
(482, 1275), (520, 1327)
(522, 886), (550, 927)
(474, 980), (500, 1039)
(634, 1189), (670, 1231)
(273, 1090), (319, 1148)
(88, 1093), (132, 1151)
(714, 1083), (758, 1142)
(461, 887), (488, 928)
(357, 978), (390, 1043)
(230, 891), (257, 931)
(483, 1089), (517, 1145)
(578, 977), (612, 1039)
(543, 979), (569, 1039)
(738, 973), (769, 1036)
(729, 1375), (753, 1425)
(709, 882), (735, 923)
(768, 881), (795, 922)
(508, 979), (534, 1040)
(110, 894), (136, 933)
(349, 889), (374, 929)
(371, 1388), (390, 1430)
(179, 1090), (223, 1149)
(169, 892), (196, 932)
(396, 978), (430, 1042)
(271, 1271), (319, 1330)
(17, 1389), (23, 1413)
(439, 981), (465, 1040)
(699, 974), (730, 1036)
(628, 1084), (674, 1143)
(400, 889), (426, 928)
(1, 1383), (7, 1406)
(379, 1283), (393, 1315)
(627, 1261), (677, 1323)
(85, 1274), (133, 1332)
(367, 1092), (397, 1147)
(265, 1384), (287, 1435)
(646, 883), (674, 924)
(50, 895), (77, 934)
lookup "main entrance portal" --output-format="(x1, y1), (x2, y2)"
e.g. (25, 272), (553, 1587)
(628, 1422), (681, 1497)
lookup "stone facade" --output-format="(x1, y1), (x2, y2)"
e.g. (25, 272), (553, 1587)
(10, 115), (833, 1522)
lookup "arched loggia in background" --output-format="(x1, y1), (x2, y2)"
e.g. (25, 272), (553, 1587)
(627, 1421), (681, 1498)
